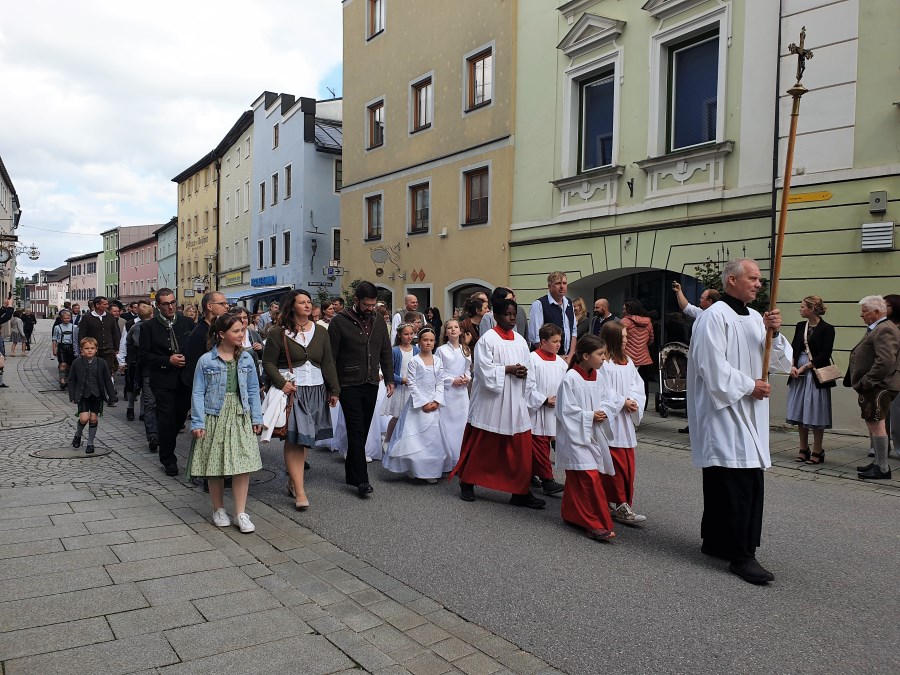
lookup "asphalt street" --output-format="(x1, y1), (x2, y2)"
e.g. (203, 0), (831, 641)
(246, 435), (899, 674)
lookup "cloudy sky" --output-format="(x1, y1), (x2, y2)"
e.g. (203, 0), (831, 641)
(1, 0), (343, 278)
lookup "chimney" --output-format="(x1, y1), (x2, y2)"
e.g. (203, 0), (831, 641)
(301, 97), (316, 143)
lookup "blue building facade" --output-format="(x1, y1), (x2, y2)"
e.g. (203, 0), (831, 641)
(250, 92), (342, 300)
(155, 219), (178, 297)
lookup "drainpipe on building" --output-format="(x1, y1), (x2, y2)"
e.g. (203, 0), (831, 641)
(770, 0), (785, 274)
(214, 158), (221, 291)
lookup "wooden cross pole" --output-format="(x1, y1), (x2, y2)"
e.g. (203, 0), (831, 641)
(762, 27), (813, 381)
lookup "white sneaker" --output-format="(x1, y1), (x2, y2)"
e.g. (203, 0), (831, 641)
(212, 508), (230, 527)
(613, 503), (647, 525)
(235, 512), (255, 533)
(366, 456), (373, 463)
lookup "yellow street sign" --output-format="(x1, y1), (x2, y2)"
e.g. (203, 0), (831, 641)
(788, 191), (832, 204)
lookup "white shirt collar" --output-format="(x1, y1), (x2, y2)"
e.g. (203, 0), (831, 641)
(868, 317), (888, 330)
(91, 310), (106, 318)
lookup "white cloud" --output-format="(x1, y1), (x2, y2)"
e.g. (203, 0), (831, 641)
(1, 0), (343, 276)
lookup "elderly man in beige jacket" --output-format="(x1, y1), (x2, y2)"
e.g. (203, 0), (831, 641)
(848, 295), (900, 480)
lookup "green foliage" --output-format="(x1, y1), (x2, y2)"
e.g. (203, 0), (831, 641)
(341, 278), (392, 307)
(693, 258), (770, 312)
(315, 287), (331, 305)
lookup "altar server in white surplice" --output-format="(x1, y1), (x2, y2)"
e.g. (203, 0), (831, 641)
(526, 323), (568, 496)
(435, 319), (471, 472)
(687, 258), (791, 586)
(450, 299), (546, 509)
(383, 328), (450, 482)
(555, 334), (624, 541)
(598, 320), (647, 527)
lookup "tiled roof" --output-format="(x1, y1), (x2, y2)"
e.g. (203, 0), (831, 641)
(314, 119), (342, 154)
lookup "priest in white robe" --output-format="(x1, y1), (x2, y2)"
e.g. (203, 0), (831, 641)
(687, 258), (792, 585)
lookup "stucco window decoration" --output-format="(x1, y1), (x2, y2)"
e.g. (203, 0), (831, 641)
(556, 13), (625, 58)
(642, 0), (710, 20)
(635, 139), (733, 200)
(669, 32), (719, 152)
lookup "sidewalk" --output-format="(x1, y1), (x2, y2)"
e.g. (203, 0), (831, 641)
(0, 323), (563, 675)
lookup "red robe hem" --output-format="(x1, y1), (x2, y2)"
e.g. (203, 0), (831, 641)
(600, 446), (635, 506)
(531, 434), (554, 481)
(449, 424), (532, 494)
(561, 470), (614, 531)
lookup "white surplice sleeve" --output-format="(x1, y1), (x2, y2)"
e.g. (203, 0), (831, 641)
(591, 395), (622, 445)
(474, 336), (505, 394)
(626, 361), (645, 427)
(436, 346), (455, 389)
(769, 332), (793, 375)
(555, 377), (596, 447)
(694, 313), (756, 411)
(407, 358), (429, 409)
(432, 358), (445, 407)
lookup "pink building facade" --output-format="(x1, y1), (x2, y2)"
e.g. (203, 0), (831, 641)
(118, 236), (158, 304)
(67, 251), (102, 304)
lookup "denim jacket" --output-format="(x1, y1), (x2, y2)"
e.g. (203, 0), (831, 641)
(191, 347), (263, 430)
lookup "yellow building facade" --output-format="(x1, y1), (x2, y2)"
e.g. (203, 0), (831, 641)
(172, 152), (219, 305)
(340, 0), (517, 316)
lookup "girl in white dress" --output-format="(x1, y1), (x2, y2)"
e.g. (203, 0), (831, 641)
(599, 321), (647, 526)
(435, 319), (471, 470)
(383, 327), (450, 482)
(382, 324), (418, 444)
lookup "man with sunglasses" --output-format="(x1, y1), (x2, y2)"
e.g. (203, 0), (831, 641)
(139, 288), (195, 476)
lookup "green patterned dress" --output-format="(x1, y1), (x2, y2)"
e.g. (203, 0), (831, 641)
(187, 360), (262, 479)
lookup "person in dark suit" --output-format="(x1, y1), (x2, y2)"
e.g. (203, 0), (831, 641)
(847, 295), (900, 480)
(138, 288), (195, 476)
(786, 295), (836, 464)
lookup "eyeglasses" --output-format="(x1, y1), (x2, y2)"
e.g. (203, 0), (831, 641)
(158, 301), (177, 307)
(209, 301), (228, 306)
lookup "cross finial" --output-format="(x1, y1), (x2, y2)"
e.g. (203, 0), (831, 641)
(788, 27), (813, 84)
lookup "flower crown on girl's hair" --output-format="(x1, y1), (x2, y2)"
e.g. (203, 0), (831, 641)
(417, 326), (435, 339)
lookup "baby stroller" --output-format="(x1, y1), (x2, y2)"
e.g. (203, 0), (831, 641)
(655, 341), (688, 418)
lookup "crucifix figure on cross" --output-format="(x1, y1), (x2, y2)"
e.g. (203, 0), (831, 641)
(788, 26), (813, 84)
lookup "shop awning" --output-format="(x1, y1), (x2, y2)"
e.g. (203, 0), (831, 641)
(223, 285), (292, 303)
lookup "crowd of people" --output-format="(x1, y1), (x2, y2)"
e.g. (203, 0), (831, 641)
(1, 259), (896, 586)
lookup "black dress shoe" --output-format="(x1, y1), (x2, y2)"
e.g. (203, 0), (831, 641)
(139, 413), (145, 421)
(541, 479), (565, 495)
(729, 559), (775, 585)
(126, 408), (135, 421)
(85, 445), (95, 454)
(72, 436), (82, 448)
(856, 462), (875, 472)
(678, 426), (690, 434)
(868, 451), (875, 457)
(530, 476), (541, 488)
(107, 401), (116, 407)
(357, 482), (374, 498)
(459, 483), (476, 502)
(509, 492), (546, 509)
(164, 464), (179, 477)
(858, 465), (891, 480)
(148, 439), (158, 453)
(0, 383), (9, 388)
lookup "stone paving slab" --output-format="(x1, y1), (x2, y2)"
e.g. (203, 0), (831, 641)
(107, 602), (207, 639)
(0, 616), (113, 661)
(191, 587), (283, 620)
(0, 565), (112, 603)
(106, 549), (235, 583)
(0, 544), (118, 580)
(0, 582), (147, 632)
(4, 633), (179, 675)
(0, 537), (64, 560)
(155, 634), (355, 675)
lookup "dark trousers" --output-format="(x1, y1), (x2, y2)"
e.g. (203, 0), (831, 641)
(340, 383), (378, 486)
(153, 382), (191, 469)
(701, 466), (765, 563)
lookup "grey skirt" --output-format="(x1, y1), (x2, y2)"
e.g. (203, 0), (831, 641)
(286, 383), (333, 447)
(786, 353), (832, 429)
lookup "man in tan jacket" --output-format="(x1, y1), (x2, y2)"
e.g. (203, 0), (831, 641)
(848, 295), (900, 479)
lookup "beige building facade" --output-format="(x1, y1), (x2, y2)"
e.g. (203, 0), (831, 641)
(216, 111), (254, 294)
(172, 152), (219, 305)
(340, 0), (517, 316)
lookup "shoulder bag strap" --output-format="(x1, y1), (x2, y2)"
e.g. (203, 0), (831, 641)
(282, 329), (293, 373)
(802, 321), (815, 365)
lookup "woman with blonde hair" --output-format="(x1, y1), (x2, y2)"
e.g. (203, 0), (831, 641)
(787, 295), (835, 464)
(573, 298), (590, 338)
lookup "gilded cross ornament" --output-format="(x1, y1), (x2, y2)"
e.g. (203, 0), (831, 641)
(787, 26), (813, 85)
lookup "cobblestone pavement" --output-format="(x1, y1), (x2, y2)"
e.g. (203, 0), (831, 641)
(0, 322), (564, 675)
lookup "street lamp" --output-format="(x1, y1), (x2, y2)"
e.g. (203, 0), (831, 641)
(0, 242), (40, 264)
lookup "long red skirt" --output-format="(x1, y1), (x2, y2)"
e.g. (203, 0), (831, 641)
(561, 470), (613, 531)
(599, 446), (635, 506)
(449, 424), (532, 494)
(531, 434), (554, 480)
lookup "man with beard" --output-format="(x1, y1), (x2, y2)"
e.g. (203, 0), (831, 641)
(329, 281), (394, 498)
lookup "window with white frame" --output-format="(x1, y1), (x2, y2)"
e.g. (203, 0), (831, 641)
(244, 181), (250, 212)
(271, 173), (279, 204)
(243, 238), (249, 264)
(235, 188), (240, 217)
(283, 231), (291, 264)
(463, 167), (489, 225)
(273, 123), (279, 149)
(668, 30), (719, 151)
(284, 164), (292, 199)
(332, 228), (341, 264)
(269, 236), (277, 267)
(409, 183), (430, 234)
(259, 182), (266, 211)
(334, 159), (343, 193)
(257, 240), (264, 269)
(245, 136), (251, 158)
(235, 147), (240, 167)
(580, 71), (615, 171)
